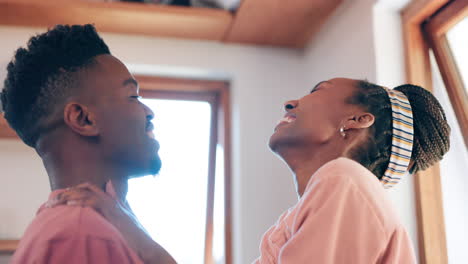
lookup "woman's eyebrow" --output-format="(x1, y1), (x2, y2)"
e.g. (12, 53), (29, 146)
(311, 80), (331, 92)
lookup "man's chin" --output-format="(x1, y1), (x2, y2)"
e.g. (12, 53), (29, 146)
(150, 156), (162, 174)
(128, 157), (161, 179)
(128, 174), (147, 179)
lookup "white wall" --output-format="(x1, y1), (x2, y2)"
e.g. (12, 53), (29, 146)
(372, 1), (420, 259)
(303, 0), (419, 259)
(304, 0), (377, 83)
(0, 26), (304, 264)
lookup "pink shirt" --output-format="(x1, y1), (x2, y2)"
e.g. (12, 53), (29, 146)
(11, 184), (143, 264)
(255, 158), (417, 264)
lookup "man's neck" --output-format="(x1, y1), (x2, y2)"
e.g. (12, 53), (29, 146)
(36, 132), (130, 202)
(42, 153), (129, 201)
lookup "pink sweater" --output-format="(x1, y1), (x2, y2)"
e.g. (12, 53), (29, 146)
(11, 185), (143, 264)
(255, 158), (417, 264)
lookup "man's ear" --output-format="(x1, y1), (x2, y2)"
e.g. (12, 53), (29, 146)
(343, 112), (375, 130)
(63, 102), (99, 137)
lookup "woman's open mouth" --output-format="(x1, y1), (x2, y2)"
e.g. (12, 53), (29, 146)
(275, 113), (296, 131)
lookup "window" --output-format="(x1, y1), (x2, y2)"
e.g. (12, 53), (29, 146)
(446, 18), (468, 93)
(429, 50), (468, 264)
(402, 0), (468, 263)
(424, 0), (468, 146)
(126, 76), (231, 264)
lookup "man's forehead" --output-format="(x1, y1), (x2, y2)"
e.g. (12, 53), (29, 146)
(93, 54), (130, 75)
(84, 54), (135, 89)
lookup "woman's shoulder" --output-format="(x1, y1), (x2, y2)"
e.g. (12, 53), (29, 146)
(301, 157), (402, 232)
(308, 157), (382, 191)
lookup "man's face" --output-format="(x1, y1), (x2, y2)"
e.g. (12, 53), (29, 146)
(80, 54), (161, 178)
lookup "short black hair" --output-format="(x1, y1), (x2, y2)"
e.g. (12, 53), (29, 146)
(1, 24), (110, 147)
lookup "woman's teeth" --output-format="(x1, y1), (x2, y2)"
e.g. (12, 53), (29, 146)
(277, 116), (296, 125)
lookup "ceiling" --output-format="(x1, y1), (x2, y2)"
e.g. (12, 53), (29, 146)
(0, 0), (344, 48)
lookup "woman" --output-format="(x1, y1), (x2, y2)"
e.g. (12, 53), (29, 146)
(51, 78), (450, 263)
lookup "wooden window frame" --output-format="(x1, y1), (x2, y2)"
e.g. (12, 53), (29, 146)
(0, 76), (233, 264)
(136, 75), (232, 264)
(0, 240), (18, 255)
(402, 0), (467, 263)
(424, 0), (468, 147)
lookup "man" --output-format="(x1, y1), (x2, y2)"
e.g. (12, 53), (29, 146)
(2, 24), (173, 263)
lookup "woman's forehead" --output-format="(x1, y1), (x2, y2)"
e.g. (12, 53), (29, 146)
(315, 78), (358, 94)
(328, 77), (358, 86)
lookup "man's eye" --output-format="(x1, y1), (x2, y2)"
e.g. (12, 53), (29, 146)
(130, 96), (142, 99)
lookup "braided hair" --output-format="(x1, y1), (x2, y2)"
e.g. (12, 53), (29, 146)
(347, 80), (451, 178)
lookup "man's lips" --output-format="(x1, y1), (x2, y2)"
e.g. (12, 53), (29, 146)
(275, 113), (296, 131)
(146, 122), (155, 139)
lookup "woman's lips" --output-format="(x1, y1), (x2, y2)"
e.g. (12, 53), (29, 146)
(275, 114), (296, 131)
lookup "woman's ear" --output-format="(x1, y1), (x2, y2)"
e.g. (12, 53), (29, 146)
(344, 112), (375, 130)
(63, 102), (99, 137)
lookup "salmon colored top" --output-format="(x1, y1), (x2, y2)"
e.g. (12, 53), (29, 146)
(254, 158), (417, 264)
(11, 184), (143, 264)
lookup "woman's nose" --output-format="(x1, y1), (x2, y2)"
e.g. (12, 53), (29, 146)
(284, 100), (298, 111)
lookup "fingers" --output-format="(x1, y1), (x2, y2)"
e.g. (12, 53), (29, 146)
(45, 197), (67, 208)
(45, 182), (124, 222)
(46, 182), (104, 208)
(65, 199), (98, 207)
(46, 190), (94, 208)
(74, 183), (114, 204)
(73, 182), (107, 196)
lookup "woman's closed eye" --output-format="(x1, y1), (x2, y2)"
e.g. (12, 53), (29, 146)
(310, 88), (319, 94)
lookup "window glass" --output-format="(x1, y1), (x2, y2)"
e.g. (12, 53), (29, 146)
(447, 17), (468, 95)
(127, 98), (212, 264)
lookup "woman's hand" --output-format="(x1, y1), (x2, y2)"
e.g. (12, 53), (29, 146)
(47, 182), (177, 264)
(47, 182), (123, 220)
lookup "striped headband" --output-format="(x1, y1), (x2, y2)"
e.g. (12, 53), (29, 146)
(380, 87), (414, 189)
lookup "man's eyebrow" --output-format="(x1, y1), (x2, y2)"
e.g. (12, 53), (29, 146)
(311, 80), (331, 92)
(123, 78), (139, 88)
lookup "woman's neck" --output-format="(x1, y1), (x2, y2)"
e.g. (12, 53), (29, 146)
(279, 145), (346, 197)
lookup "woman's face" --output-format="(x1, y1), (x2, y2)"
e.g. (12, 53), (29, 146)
(269, 78), (362, 154)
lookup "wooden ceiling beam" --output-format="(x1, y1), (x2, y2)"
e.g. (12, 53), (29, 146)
(224, 0), (343, 48)
(0, 0), (233, 41)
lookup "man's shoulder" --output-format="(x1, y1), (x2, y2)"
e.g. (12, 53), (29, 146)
(12, 205), (143, 264)
(20, 205), (124, 245)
